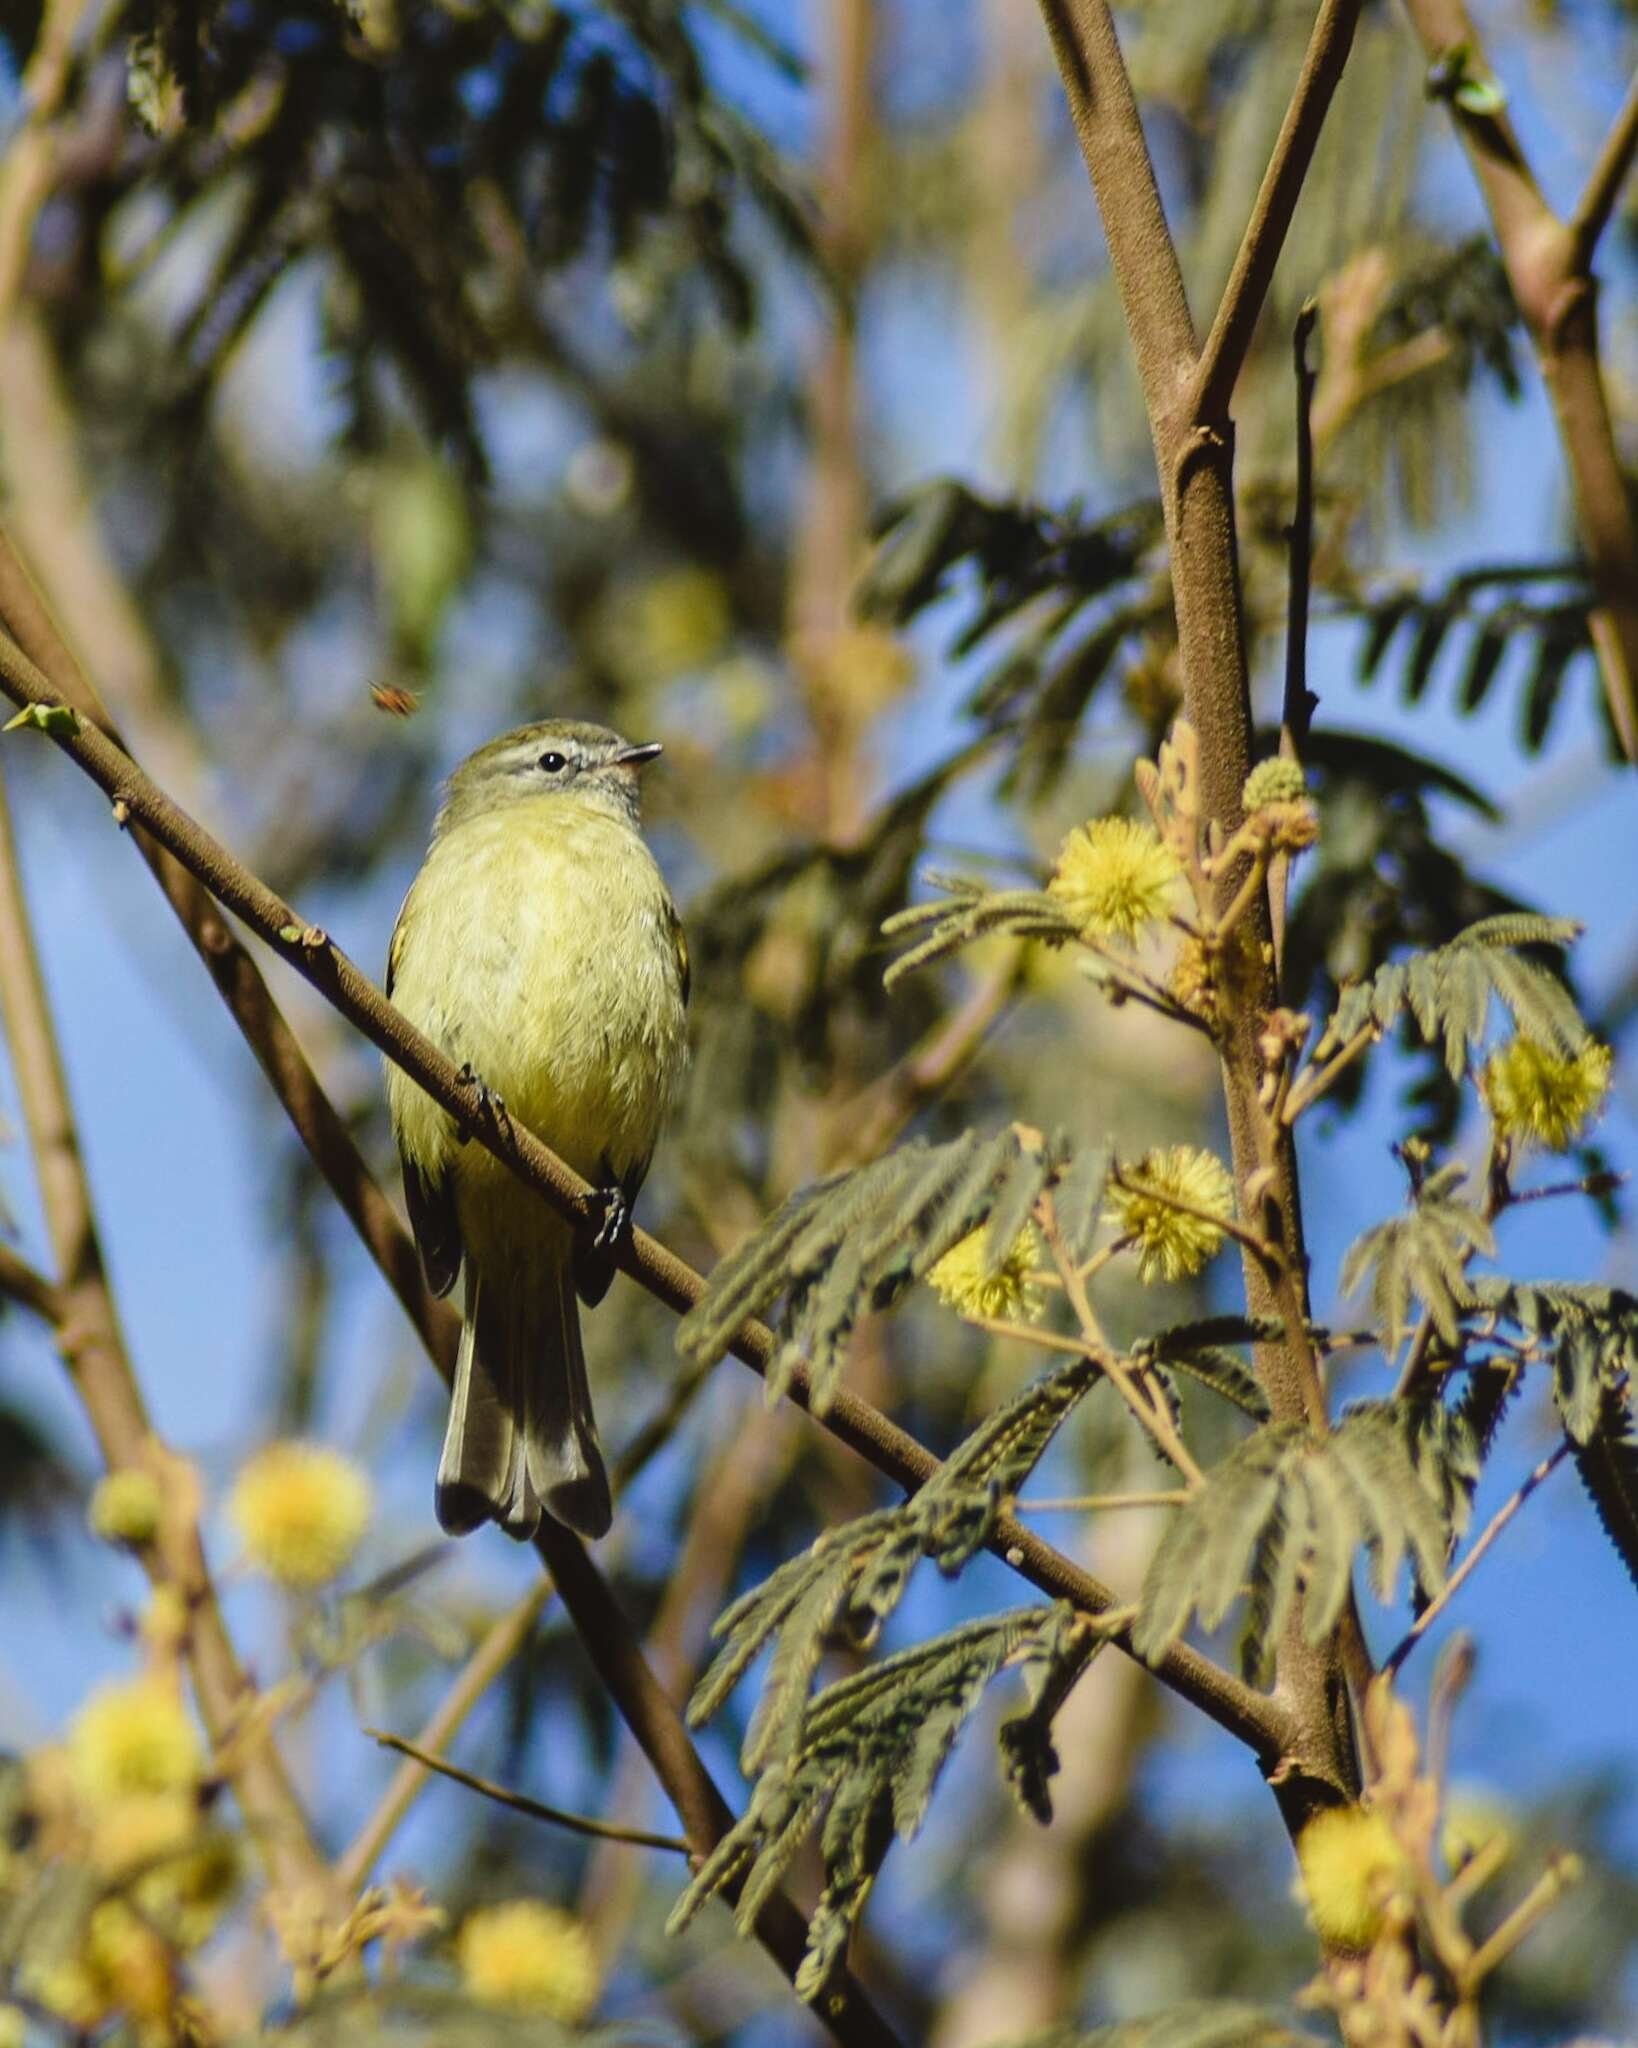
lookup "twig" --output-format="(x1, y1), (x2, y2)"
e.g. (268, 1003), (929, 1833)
(1383, 1438), (1572, 1674)
(1107, 1161), (1283, 1276)
(1282, 301), (1320, 754)
(0, 624), (1286, 1767)
(1040, 1193), (1208, 1488)
(829, 947), (1024, 1168)
(1272, 301), (1319, 989)
(0, 1238), (62, 1322)
(339, 1584), (551, 1891)
(0, 766), (333, 1906)
(1567, 68), (1638, 271)
(1191, 0), (1366, 423)
(363, 1731), (690, 1856)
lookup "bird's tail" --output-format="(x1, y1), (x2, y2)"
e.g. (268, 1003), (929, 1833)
(436, 1251), (612, 1541)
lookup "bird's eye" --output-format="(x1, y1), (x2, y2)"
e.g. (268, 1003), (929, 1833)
(539, 751), (568, 774)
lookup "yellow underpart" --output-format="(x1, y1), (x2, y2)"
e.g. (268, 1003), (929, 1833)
(386, 796), (689, 1275)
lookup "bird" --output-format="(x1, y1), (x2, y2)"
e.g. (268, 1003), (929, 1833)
(384, 719), (689, 1541)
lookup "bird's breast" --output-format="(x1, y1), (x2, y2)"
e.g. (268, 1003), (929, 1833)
(387, 802), (688, 1191)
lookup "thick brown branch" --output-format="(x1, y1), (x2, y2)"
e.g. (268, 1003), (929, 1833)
(1192, 0), (1367, 423)
(1033, 0), (1197, 418)
(0, 624), (1286, 1768)
(1035, 0), (1360, 1829)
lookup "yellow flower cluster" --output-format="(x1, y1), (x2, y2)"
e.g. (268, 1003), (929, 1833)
(1241, 756), (1319, 849)
(229, 1441), (372, 1589)
(1481, 1036), (1612, 1151)
(1108, 1146), (1235, 1283)
(458, 1900), (599, 2022)
(87, 1469), (164, 1548)
(1048, 817), (1181, 944)
(1242, 757), (1307, 810)
(926, 1222), (1046, 1324)
(1296, 1804), (1412, 1949)
(70, 1675), (203, 1808)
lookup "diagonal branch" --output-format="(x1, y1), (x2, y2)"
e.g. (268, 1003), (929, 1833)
(1192, 0), (1367, 424)
(364, 1730), (690, 1855)
(0, 766), (333, 1907)
(1568, 68), (1638, 272)
(1400, 0), (1638, 761)
(0, 618), (1285, 1769)
(0, 534), (457, 1376)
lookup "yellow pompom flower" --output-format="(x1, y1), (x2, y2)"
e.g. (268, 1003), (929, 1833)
(927, 1223), (1046, 1324)
(1048, 817), (1181, 945)
(70, 1675), (203, 1808)
(1296, 1805), (1412, 1949)
(88, 1470), (164, 1548)
(89, 1790), (197, 1879)
(229, 1441), (371, 1589)
(0, 2004), (24, 2048)
(1481, 1037), (1612, 1152)
(457, 1901), (599, 2023)
(1108, 1145), (1235, 1283)
(1242, 757), (1308, 810)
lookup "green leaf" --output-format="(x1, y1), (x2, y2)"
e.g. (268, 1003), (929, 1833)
(1135, 1404), (1452, 1668)
(677, 1129), (1083, 1413)
(3, 702), (81, 738)
(1341, 1166), (1494, 1350)
(671, 1605), (1092, 2000)
(1316, 914), (1586, 1085)
(1572, 1400), (1638, 1595)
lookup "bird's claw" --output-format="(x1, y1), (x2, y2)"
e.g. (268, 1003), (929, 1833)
(454, 1064), (510, 1145)
(587, 1183), (630, 1253)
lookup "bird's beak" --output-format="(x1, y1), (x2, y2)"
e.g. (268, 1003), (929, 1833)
(613, 741), (664, 767)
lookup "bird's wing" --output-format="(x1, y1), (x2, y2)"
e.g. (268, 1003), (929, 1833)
(573, 895), (687, 1308)
(387, 891), (463, 1299)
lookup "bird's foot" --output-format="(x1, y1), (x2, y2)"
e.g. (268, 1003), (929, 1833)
(585, 1182), (631, 1254)
(453, 1064), (510, 1146)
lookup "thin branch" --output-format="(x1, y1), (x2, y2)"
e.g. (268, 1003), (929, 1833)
(0, 533), (459, 1383)
(363, 1731), (691, 1856)
(1272, 301), (1319, 989)
(1383, 1438), (1572, 1674)
(0, 764), (332, 1907)
(0, 1238), (62, 1322)
(1400, 0), (1638, 761)
(1192, 0), (1366, 423)
(1107, 1161), (1283, 1276)
(1568, 68), (1638, 272)
(0, 622), (1287, 1768)
(339, 1585), (551, 1891)
(1282, 301), (1320, 754)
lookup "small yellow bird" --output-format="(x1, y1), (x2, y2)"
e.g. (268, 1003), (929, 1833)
(385, 720), (690, 1540)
